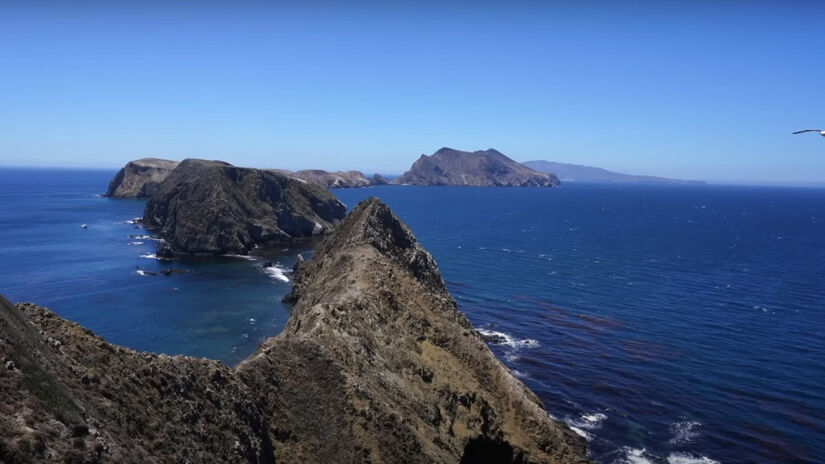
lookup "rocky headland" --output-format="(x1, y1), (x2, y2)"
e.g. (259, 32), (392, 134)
(142, 159), (346, 257)
(394, 148), (560, 187)
(104, 158), (179, 198)
(0, 199), (588, 463)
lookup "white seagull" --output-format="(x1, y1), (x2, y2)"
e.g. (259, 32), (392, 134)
(792, 129), (825, 137)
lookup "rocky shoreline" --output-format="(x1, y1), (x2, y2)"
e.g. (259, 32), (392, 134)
(0, 199), (588, 463)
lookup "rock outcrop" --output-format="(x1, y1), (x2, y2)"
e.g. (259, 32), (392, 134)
(143, 159), (346, 257)
(273, 169), (387, 189)
(0, 199), (588, 463)
(105, 158), (179, 198)
(394, 147), (561, 187)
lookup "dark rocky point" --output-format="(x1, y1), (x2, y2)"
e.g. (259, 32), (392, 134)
(143, 159), (347, 257)
(0, 199), (588, 463)
(394, 147), (561, 187)
(105, 158), (179, 198)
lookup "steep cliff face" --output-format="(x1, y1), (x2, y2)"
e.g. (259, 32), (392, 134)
(105, 158), (179, 198)
(395, 148), (561, 187)
(0, 199), (588, 463)
(143, 159), (346, 257)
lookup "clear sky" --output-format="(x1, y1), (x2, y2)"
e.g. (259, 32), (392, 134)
(1, 1), (824, 183)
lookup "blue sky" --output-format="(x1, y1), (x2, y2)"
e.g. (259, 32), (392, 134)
(1, 1), (824, 183)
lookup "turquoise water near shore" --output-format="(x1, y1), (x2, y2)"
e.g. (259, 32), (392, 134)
(1, 168), (823, 463)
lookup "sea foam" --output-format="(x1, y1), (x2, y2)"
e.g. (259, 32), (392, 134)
(476, 328), (540, 348)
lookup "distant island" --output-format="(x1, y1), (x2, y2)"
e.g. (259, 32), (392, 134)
(106, 158), (387, 197)
(394, 147), (560, 187)
(523, 160), (704, 184)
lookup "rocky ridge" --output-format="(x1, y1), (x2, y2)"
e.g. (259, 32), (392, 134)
(394, 148), (560, 187)
(143, 159), (346, 257)
(105, 158), (179, 198)
(0, 199), (588, 463)
(273, 169), (389, 189)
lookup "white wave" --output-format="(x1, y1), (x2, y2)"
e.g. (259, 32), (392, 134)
(475, 328), (539, 349)
(136, 270), (147, 276)
(129, 241), (144, 246)
(140, 253), (157, 259)
(249, 318), (256, 324)
(511, 369), (528, 379)
(264, 265), (290, 282)
(569, 426), (591, 440)
(224, 253), (257, 261)
(614, 447), (655, 464)
(568, 412), (607, 430)
(666, 452), (719, 464)
(125, 218), (142, 224)
(130, 235), (160, 241)
(669, 421), (701, 445)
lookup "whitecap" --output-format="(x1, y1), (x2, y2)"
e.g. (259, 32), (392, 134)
(565, 412), (607, 440)
(129, 241), (144, 246)
(249, 318), (257, 324)
(125, 218), (142, 224)
(140, 253), (157, 259)
(569, 426), (591, 440)
(615, 447), (655, 464)
(475, 328), (539, 349)
(666, 452), (719, 464)
(669, 421), (701, 445)
(263, 265), (290, 282)
(130, 235), (160, 241)
(136, 270), (147, 276)
(223, 253), (257, 261)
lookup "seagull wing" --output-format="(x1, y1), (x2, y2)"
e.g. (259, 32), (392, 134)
(793, 129), (823, 134)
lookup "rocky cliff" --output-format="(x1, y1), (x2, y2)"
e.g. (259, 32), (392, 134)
(0, 199), (588, 463)
(105, 158), (179, 198)
(394, 148), (560, 187)
(143, 159), (346, 257)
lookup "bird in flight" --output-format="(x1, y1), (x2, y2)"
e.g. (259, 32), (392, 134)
(793, 129), (825, 136)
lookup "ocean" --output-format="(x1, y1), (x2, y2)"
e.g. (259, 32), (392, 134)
(0, 168), (823, 463)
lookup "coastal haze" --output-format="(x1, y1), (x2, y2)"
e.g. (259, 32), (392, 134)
(1, 2), (824, 464)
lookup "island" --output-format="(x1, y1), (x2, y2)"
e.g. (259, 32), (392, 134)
(394, 148), (560, 187)
(143, 159), (347, 257)
(523, 160), (705, 184)
(0, 199), (588, 463)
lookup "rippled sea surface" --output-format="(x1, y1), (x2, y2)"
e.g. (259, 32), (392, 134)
(1, 168), (823, 463)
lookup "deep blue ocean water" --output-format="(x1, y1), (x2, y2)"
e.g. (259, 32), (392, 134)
(1, 168), (823, 463)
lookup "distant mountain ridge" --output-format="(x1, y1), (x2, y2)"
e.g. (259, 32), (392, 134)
(394, 147), (560, 187)
(523, 160), (704, 184)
